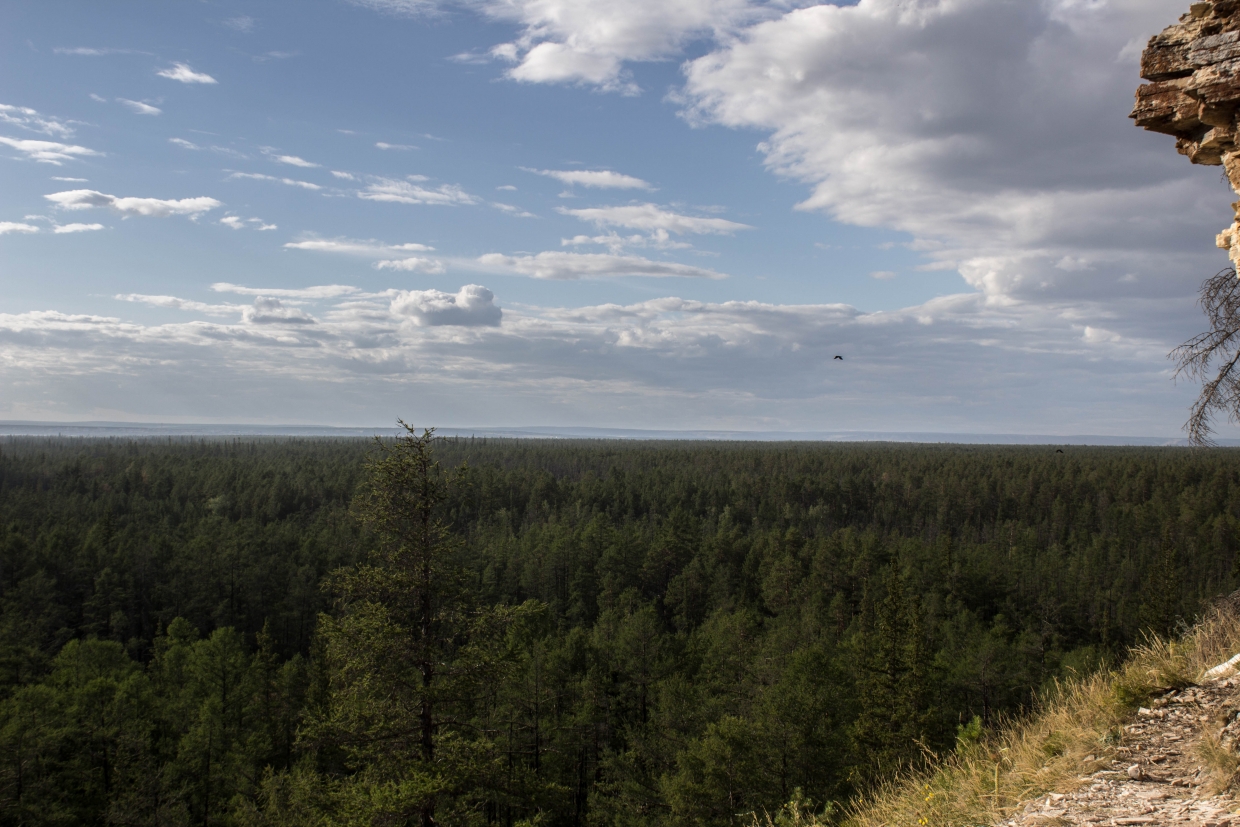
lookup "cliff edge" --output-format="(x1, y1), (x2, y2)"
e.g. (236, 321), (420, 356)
(1133, 1), (1240, 270)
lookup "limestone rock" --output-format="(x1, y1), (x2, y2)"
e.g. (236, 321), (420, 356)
(1133, 1), (1240, 270)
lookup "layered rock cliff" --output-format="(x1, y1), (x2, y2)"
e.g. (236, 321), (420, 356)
(1132, 1), (1240, 270)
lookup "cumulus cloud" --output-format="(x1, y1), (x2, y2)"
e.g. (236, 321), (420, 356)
(285, 238), (434, 256)
(391, 284), (502, 326)
(45, 189), (220, 218)
(360, 177), (477, 205)
(117, 98), (161, 115)
(374, 257), (446, 273)
(242, 296), (316, 325)
(227, 172), (322, 190)
(561, 203), (751, 235)
(0, 136), (100, 164)
(0, 103), (76, 137)
(0, 222), (40, 235)
(678, 0), (1227, 308)
(169, 137), (201, 150)
(477, 0), (760, 93)
(525, 168), (652, 189)
(157, 63), (217, 84)
(478, 251), (726, 280)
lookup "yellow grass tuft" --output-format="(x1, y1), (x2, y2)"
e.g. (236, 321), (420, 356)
(755, 608), (1240, 827)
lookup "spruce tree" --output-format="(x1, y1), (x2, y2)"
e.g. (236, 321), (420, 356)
(305, 424), (534, 826)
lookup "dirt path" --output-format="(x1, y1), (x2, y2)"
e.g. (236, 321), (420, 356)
(1002, 675), (1240, 827)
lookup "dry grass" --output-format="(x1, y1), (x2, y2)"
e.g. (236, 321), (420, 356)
(753, 609), (1240, 827)
(1194, 726), (1240, 796)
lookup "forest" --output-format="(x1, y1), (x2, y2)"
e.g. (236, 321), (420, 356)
(0, 431), (1237, 826)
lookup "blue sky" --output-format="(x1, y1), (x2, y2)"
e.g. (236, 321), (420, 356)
(1, 0), (1236, 435)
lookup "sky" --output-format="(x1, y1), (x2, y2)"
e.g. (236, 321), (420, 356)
(1, 0), (1236, 435)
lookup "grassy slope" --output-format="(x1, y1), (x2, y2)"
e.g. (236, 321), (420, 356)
(758, 608), (1240, 827)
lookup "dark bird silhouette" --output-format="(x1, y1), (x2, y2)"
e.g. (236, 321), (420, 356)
(1055, 449), (1064, 453)
(833, 355), (843, 360)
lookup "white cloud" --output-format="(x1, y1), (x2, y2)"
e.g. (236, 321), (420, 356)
(116, 294), (240, 315)
(562, 232), (691, 252)
(55, 47), (148, 57)
(0, 222), (40, 235)
(374, 257), (446, 273)
(561, 203), (751, 234)
(391, 284), (502, 326)
(360, 177), (477, 205)
(477, 251), (726, 280)
(869, 270), (896, 281)
(242, 296), (316, 325)
(227, 172), (322, 190)
(1083, 325), (1122, 344)
(50, 177), (87, 182)
(677, 0), (1223, 309)
(220, 215), (276, 230)
(0, 103), (75, 137)
(53, 223), (104, 233)
(284, 237), (434, 256)
(346, 0), (440, 16)
(211, 282), (360, 299)
(269, 153), (319, 168)
(89, 94), (108, 103)
(331, 170), (356, 180)
(470, 0), (761, 93)
(172, 138), (248, 158)
(0, 136), (100, 164)
(526, 168), (653, 189)
(375, 141), (417, 150)
(45, 189), (220, 218)
(117, 98), (161, 116)
(491, 202), (537, 218)
(157, 63), (217, 84)
(497, 184), (517, 191)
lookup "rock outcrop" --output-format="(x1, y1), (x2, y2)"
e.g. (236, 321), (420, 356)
(1133, 1), (1240, 270)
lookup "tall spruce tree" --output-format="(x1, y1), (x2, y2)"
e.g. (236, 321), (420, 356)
(850, 566), (933, 777)
(305, 424), (536, 827)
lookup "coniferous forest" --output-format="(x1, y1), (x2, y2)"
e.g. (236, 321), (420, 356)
(1, 432), (1238, 826)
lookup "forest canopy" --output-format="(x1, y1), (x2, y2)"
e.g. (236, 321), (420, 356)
(0, 433), (1236, 826)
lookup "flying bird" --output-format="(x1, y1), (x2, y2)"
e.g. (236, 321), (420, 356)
(833, 355), (843, 360)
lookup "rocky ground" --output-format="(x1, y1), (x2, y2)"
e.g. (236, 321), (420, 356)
(1001, 674), (1240, 827)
